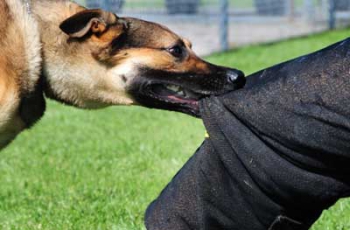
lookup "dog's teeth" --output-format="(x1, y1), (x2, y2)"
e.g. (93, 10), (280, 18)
(178, 90), (185, 96)
(174, 86), (181, 92)
(166, 85), (181, 92)
(184, 89), (195, 99)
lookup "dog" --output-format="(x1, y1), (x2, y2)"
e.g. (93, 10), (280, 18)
(0, 0), (245, 149)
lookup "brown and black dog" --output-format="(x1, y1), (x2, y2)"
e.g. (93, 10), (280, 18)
(0, 0), (245, 148)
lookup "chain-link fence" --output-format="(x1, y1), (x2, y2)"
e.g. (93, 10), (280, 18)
(73, 0), (350, 56)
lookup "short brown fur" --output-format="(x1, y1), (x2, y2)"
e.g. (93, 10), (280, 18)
(0, 0), (244, 149)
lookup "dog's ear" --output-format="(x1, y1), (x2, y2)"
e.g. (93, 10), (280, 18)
(59, 9), (118, 38)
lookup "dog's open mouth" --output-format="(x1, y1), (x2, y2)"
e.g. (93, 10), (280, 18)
(147, 83), (204, 116)
(128, 69), (245, 117)
(151, 84), (202, 105)
(130, 82), (207, 117)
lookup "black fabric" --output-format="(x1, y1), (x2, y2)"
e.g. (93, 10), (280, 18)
(268, 216), (304, 230)
(145, 38), (350, 230)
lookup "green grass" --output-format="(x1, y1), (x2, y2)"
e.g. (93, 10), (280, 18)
(0, 104), (204, 229)
(1, 29), (350, 229)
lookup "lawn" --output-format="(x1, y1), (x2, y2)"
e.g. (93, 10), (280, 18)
(1, 29), (350, 229)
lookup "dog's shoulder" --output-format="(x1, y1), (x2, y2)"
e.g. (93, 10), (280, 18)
(0, 0), (44, 147)
(3, 0), (42, 95)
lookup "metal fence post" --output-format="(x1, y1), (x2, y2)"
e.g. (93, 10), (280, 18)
(220, 0), (229, 52)
(328, 0), (336, 29)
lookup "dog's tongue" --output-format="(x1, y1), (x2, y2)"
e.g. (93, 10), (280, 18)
(167, 95), (198, 105)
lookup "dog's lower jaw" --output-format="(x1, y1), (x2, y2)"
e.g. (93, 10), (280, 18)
(129, 87), (202, 117)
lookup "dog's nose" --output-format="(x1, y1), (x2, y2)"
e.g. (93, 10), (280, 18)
(225, 69), (246, 90)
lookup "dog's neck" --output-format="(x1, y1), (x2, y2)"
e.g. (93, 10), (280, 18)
(26, 1), (133, 109)
(29, 1), (120, 108)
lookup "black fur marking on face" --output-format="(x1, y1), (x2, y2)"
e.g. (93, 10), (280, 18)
(110, 32), (129, 53)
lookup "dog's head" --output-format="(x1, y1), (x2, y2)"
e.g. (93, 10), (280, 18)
(57, 8), (245, 117)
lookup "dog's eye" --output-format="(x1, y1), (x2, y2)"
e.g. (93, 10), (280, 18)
(168, 45), (183, 58)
